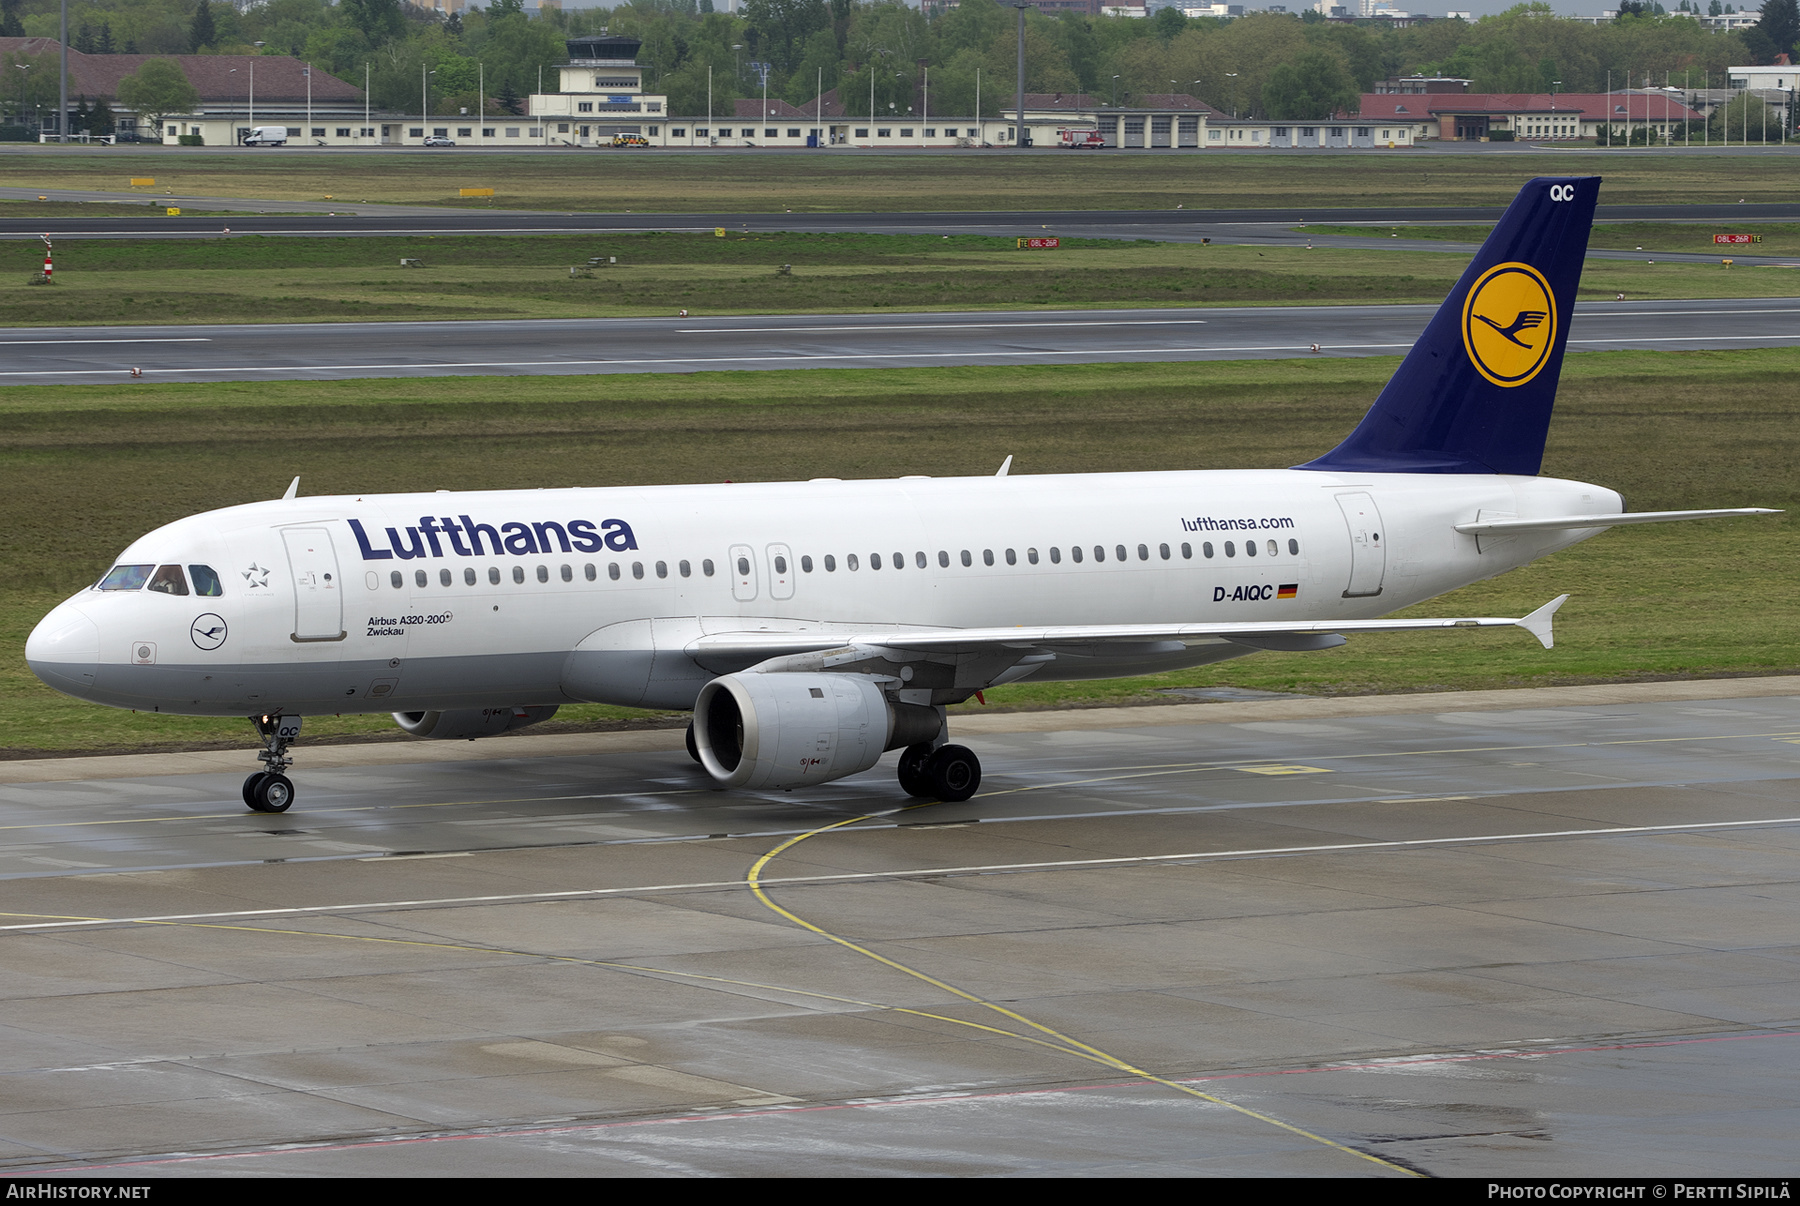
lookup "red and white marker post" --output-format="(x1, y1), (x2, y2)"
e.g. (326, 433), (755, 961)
(40, 234), (51, 282)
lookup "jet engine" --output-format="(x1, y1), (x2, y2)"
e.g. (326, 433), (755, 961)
(392, 705), (559, 741)
(692, 673), (941, 790)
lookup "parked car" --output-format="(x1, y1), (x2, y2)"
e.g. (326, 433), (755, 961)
(423, 135), (456, 147)
(241, 126), (288, 146)
(611, 134), (649, 148)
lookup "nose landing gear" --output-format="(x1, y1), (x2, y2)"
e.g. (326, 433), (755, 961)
(244, 714), (301, 813)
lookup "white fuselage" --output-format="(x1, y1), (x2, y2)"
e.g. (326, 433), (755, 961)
(26, 468), (1621, 718)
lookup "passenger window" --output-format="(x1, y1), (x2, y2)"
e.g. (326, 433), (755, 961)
(416, 569), (428, 587)
(1118, 545), (1129, 562)
(847, 554), (859, 571)
(703, 559), (715, 576)
(824, 555), (837, 572)
(1049, 547), (1061, 564)
(893, 552), (904, 570)
(656, 561), (668, 579)
(537, 565), (550, 582)
(1092, 546), (1104, 562)
(960, 550), (972, 567)
(561, 565), (573, 582)
(490, 567), (501, 585)
(1072, 546), (1084, 563)
(1005, 548), (1016, 565)
(915, 551), (927, 569)
(1138, 544), (1149, 561)
(1288, 538), (1300, 556)
(439, 568), (452, 586)
(938, 550), (949, 567)
(871, 553), (883, 570)
(1245, 540), (1257, 557)
(608, 563), (621, 580)
(1225, 542), (1236, 558)
(774, 555), (788, 574)
(585, 564), (596, 581)
(801, 556), (813, 573)
(983, 549), (994, 566)
(391, 570), (404, 589)
(1027, 548), (1039, 565)
(736, 556), (750, 576)
(513, 566), (525, 584)
(97, 565), (153, 591)
(148, 565), (189, 596)
(1201, 542), (1211, 558)
(1159, 544), (1170, 560)
(189, 565), (224, 596)
(464, 567), (476, 586)
(680, 560), (693, 577)
(1267, 539), (1278, 557)
(631, 562), (644, 580)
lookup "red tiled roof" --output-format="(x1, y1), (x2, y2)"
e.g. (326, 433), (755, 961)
(0, 39), (361, 104)
(1357, 91), (1701, 121)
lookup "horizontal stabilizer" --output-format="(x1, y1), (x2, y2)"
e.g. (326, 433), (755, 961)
(1456, 508), (1780, 535)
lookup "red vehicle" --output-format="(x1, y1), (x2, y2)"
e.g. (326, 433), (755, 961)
(1059, 128), (1106, 149)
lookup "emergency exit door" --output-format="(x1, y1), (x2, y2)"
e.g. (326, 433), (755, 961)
(1335, 492), (1386, 598)
(282, 527), (345, 641)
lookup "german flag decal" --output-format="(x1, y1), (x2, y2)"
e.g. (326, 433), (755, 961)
(1277, 583), (1299, 599)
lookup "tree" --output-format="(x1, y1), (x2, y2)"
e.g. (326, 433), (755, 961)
(1761, 0), (1799, 58)
(116, 59), (200, 136)
(1260, 47), (1357, 119)
(341, 0), (406, 46)
(190, 0), (217, 52)
(0, 0), (22, 39)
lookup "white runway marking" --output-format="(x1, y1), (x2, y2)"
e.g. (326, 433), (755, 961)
(4, 812), (1794, 933)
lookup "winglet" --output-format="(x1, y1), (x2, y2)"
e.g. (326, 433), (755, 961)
(995, 455), (1013, 478)
(1516, 593), (1569, 649)
(281, 476), (300, 501)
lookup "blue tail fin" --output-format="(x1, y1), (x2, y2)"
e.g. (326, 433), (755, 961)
(1298, 176), (1599, 476)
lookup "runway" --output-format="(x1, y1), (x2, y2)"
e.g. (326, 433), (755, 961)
(4, 298), (1796, 384)
(2, 678), (1795, 1175)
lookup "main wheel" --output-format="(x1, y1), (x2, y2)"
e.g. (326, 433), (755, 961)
(242, 772), (269, 809)
(250, 772), (294, 813)
(896, 744), (935, 798)
(685, 722), (702, 765)
(925, 744), (981, 803)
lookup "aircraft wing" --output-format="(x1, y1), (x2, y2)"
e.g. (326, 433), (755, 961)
(688, 595), (1572, 662)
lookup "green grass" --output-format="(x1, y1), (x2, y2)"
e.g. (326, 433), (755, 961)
(2, 350), (1794, 755)
(8, 147), (1800, 211)
(6, 231), (1797, 327)
(1308, 220), (1800, 258)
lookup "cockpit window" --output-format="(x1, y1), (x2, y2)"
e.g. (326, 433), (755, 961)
(147, 565), (189, 596)
(97, 564), (153, 591)
(189, 565), (223, 597)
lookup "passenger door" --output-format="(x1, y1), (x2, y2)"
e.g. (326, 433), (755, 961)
(729, 543), (758, 602)
(1335, 492), (1386, 598)
(282, 527), (345, 640)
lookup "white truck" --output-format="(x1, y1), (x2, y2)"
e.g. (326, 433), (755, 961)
(241, 126), (288, 146)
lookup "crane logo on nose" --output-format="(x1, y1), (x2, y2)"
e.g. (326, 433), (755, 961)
(1462, 261), (1557, 388)
(191, 613), (228, 651)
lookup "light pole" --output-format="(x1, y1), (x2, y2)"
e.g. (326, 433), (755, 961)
(1013, 2), (1028, 149)
(422, 65), (436, 138)
(249, 42), (263, 131)
(15, 63), (28, 135)
(1226, 71), (1238, 118)
(1111, 74), (1119, 107)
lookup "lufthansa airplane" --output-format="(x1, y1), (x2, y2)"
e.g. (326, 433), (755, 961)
(25, 177), (1777, 813)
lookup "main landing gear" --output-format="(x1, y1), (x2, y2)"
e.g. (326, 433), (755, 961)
(897, 742), (981, 803)
(243, 714), (301, 813)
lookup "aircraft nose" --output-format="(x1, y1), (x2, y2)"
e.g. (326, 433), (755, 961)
(26, 602), (100, 699)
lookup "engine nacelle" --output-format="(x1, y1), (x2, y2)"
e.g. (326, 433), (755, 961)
(392, 705), (559, 741)
(693, 673), (940, 790)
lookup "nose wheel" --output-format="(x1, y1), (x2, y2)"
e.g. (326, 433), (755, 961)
(243, 771), (294, 813)
(244, 714), (302, 813)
